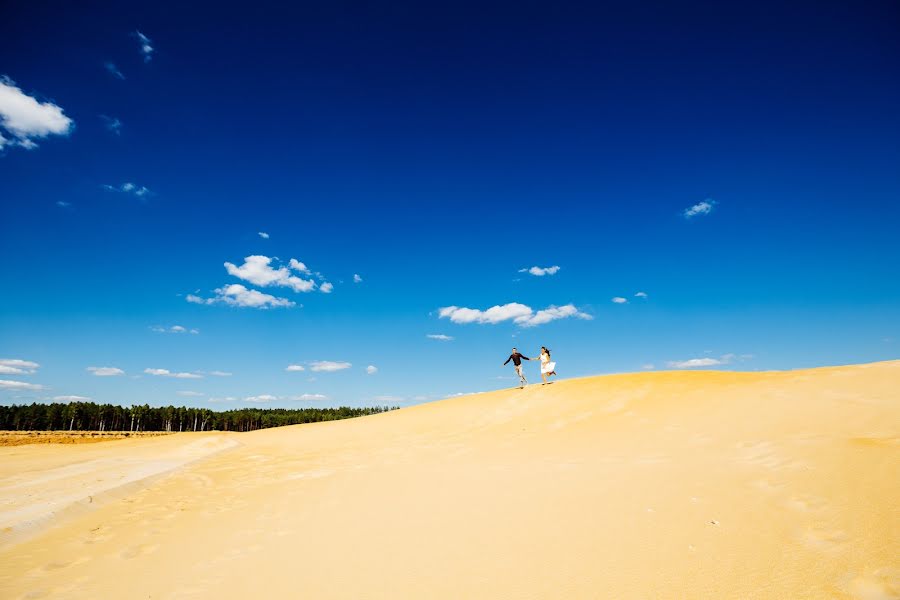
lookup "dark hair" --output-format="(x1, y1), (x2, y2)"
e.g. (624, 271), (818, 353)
(542, 346), (550, 358)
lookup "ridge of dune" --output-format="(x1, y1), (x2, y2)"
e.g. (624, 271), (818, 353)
(0, 360), (897, 599)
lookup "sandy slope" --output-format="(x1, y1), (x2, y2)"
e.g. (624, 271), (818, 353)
(0, 362), (897, 599)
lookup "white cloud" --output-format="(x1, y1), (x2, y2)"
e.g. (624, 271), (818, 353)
(353, 274), (362, 283)
(439, 303), (532, 325)
(56, 201), (71, 208)
(309, 361), (351, 372)
(667, 357), (723, 368)
(611, 297), (628, 304)
(667, 353), (752, 369)
(366, 365), (378, 375)
(438, 303), (591, 327)
(427, 334), (454, 341)
(189, 284), (295, 309)
(209, 370), (232, 377)
(151, 324), (197, 334)
(87, 366), (124, 377)
(102, 182), (151, 198)
(320, 282), (334, 293)
(177, 391), (204, 397)
(100, 115), (121, 135)
(684, 199), (716, 218)
(292, 393), (328, 401)
(635, 292), (648, 298)
(104, 61), (125, 80)
(134, 31), (154, 62)
(285, 364), (305, 372)
(0, 359), (39, 375)
(0, 78), (74, 151)
(642, 364), (655, 370)
(224, 255), (316, 293)
(244, 394), (278, 403)
(519, 265), (560, 277)
(517, 304), (593, 327)
(0, 379), (44, 391)
(53, 395), (91, 401)
(289, 259), (310, 274)
(258, 231), (269, 239)
(144, 368), (203, 379)
(208, 396), (237, 403)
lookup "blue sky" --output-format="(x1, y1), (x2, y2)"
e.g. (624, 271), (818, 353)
(1, 0), (898, 409)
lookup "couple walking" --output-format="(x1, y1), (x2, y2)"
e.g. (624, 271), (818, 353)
(503, 346), (557, 388)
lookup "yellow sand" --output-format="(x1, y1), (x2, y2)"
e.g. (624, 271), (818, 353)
(0, 361), (897, 599)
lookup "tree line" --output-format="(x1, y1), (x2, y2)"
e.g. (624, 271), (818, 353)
(0, 401), (398, 433)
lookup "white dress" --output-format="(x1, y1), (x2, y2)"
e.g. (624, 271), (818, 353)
(540, 353), (556, 374)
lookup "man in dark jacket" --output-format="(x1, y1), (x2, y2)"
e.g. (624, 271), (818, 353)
(503, 347), (531, 387)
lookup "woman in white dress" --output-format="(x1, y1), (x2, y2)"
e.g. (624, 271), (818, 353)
(538, 346), (557, 384)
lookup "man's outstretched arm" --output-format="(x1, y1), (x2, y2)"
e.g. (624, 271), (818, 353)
(503, 355), (512, 365)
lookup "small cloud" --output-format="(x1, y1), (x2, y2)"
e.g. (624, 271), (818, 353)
(100, 115), (122, 135)
(285, 364), (306, 372)
(87, 366), (125, 377)
(144, 368), (203, 379)
(684, 199), (716, 218)
(188, 284), (295, 309)
(177, 391), (204, 397)
(289, 259), (310, 274)
(102, 182), (152, 199)
(104, 61), (125, 80)
(519, 266), (560, 277)
(0, 359), (39, 375)
(0, 77), (74, 151)
(292, 393), (328, 401)
(438, 303), (591, 327)
(635, 292), (648, 299)
(353, 274), (363, 283)
(244, 394), (278, 403)
(309, 361), (351, 372)
(133, 31), (154, 63)
(641, 364), (655, 370)
(209, 370), (232, 377)
(665, 353), (750, 369)
(151, 324), (196, 334)
(225, 255), (316, 292)
(258, 231), (270, 239)
(56, 200), (71, 208)
(427, 334), (454, 341)
(208, 396), (237, 403)
(611, 297), (628, 304)
(667, 357), (723, 368)
(53, 395), (91, 401)
(0, 379), (44, 391)
(366, 365), (378, 375)
(320, 282), (334, 294)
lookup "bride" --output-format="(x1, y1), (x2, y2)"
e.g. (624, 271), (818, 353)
(538, 346), (557, 384)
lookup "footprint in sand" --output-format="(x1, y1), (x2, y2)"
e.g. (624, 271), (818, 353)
(802, 527), (847, 552)
(120, 543), (159, 559)
(785, 494), (828, 514)
(841, 567), (900, 600)
(38, 556), (89, 573)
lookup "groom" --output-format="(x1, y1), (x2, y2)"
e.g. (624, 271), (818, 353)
(503, 347), (531, 387)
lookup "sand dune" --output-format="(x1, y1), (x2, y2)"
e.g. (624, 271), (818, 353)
(0, 361), (897, 599)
